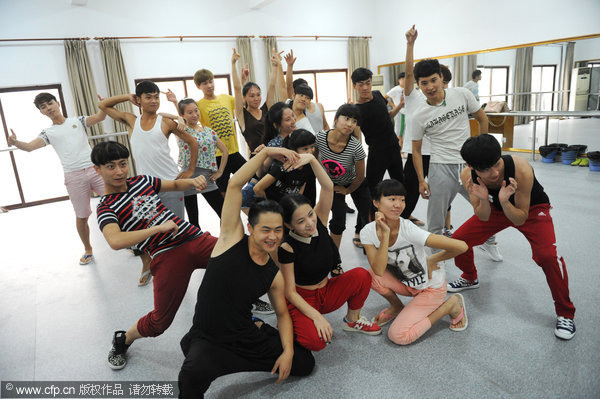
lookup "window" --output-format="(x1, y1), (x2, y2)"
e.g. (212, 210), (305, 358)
(0, 85), (70, 209)
(134, 75), (232, 161)
(290, 70), (348, 128)
(531, 65), (557, 111)
(477, 66), (509, 104)
(587, 62), (600, 68)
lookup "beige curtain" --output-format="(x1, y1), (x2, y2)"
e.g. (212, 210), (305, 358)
(454, 56), (465, 87)
(347, 37), (370, 102)
(467, 55), (478, 81)
(388, 64), (406, 91)
(236, 36), (256, 83)
(64, 39), (104, 145)
(561, 42), (575, 111)
(514, 46), (534, 124)
(98, 38), (137, 175)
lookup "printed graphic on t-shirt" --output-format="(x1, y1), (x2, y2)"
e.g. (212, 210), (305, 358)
(131, 195), (160, 221)
(208, 106), (234, 141)
(425, 105), (466, 129)
(387, 244), (427, 288)
(322, 159), (346, 178)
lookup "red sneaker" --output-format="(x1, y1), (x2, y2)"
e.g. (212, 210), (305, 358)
(343, 316), (382, 335)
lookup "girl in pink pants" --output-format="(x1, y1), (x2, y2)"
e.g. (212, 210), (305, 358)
(360, 179), (470, 345)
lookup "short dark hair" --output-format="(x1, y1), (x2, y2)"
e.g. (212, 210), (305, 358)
(284, 129), (316, 151)
(177, 98), (197, 115)
(91, 141), (130, 166)
(414, 59), (442, 82)
(397, 72), (406, 80)
(351, 67), (373, 83)
(440, 65), (452, 83)
(280, 193), (311, 224)
(242, 82), (260, 97)
(334, 103), (361, 125)
(248, 199), (284, 227)
(472, 69), (482, 79)
(34, 92), (57, 109)
(460, 134), (502, 170)
(294, 84), (313, 100)
(292, 78), (308, 89)
(135, 80), (159, 97)
(374, 179), (407, 201)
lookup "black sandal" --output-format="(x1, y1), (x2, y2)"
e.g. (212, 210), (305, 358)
(331, 264), (344, 278)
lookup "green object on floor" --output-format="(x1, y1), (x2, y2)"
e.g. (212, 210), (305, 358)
(579, 158), (589, 167)
(571, 158), (583, 166)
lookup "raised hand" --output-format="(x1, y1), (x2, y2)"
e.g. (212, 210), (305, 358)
(97, 94), (105, 101)
(164, 89), (177, 103)
(374, 211), (391, 240)
(129, 94), (141, 107)
(284, 49), (296, 66)
(7, 129), (17, 146)
(406, 24), (418, 44)
(499, 177), (517, 204)
(465, 176), (489, 201)
(241, 64), (250, 83)
(231, 48), (240, 64)
(268, 147), (300, 169)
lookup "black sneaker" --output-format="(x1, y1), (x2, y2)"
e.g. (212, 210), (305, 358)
(108, 330), (130, 370)
(554, 316), (576, 340)
(252, 299), (275, 315)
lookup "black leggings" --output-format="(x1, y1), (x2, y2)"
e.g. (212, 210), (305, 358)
(184, 190), (224, 227)
(401, 153), (430, 219)
(215, 152), (247, 193)
(178, 324), (314, 398)
(329, 180), (372, 235)
(366, 145), (404, 198)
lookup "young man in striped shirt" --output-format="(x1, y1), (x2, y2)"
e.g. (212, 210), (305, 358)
(91, 141), (218, 370)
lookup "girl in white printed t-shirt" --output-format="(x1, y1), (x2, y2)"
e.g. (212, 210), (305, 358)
(360, 179), (470, 345)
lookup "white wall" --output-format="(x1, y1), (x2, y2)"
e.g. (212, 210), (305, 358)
(372, 0), (600, 67)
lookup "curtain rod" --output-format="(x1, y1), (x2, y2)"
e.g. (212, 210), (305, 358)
(259, 35), (371, 39)
(93, 35), (255, 41)
(0, 37), (90, 42)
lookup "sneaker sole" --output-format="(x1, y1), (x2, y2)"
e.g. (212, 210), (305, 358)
(342, 325), (382, 335)
(447, 284), (479, 293)
(252, 310), (275, 315)
(554, 329), (575, 340)
(108, 360), (126, 370)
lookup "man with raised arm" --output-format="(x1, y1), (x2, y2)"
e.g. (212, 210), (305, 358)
(178, 146), (315, 398)
(91, 141), (217, 370)
(7, 92), (106, 265)
(404, 25), (502, 261)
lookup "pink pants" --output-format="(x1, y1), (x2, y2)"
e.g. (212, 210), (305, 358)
(452, 203), (575, 318)
(369, 268), (447, 345)
(64, 166), (105, 218)
(288, 267), (372, 351)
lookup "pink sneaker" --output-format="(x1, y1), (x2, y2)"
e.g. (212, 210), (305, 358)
(343, 316), (382, 335)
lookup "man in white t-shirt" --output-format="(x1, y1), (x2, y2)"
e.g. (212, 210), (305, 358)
(463, 70), (482, 102)
(385, 72), (406, 146)
(8, 92), (107, 265)
(404, 26), (502, 261)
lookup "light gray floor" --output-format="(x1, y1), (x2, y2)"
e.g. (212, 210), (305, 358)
(1, 122), (600, 398)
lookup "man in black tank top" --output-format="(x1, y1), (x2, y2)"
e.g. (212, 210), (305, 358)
(446, 134), (576, 341)
(178, 147), (314, 398)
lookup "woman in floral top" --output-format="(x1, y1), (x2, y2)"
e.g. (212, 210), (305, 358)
(173, 97), (227, 226)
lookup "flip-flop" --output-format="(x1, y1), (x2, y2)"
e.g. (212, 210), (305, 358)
(449, 293), (468, 332)
(409, 217), (425, 227)
(138, 270), (152, 287)
(79, 254), (94, 265)
(373, 307), (399, 327)
(352, 237), (363, 248)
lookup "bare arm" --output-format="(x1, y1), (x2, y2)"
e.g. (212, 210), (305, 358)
(97, 94), (138, 132)
(404, 25), (418, 97)
(499, 156), (533, 226)
(362, 212), (392, 276)
(268, 271), (295, 383)
(85, 95), (108, 126)
(266, 49), (283, 108)
(164, 118), (198, 179)
(472, 108), (489, 134)
(101, 220), (178, 251)
(210, 138), (228, 181)
(231, 48), (246, 131)
(335, 158), (365, 196)
(160, 175), (207, 193)
(7, 129), (46, 152)
(284, 50), (296, 100)
(424, 234), (468, 279)
(317, 102), (330, 130)
(412, 139), (430, 199)
(461, 167), (492, 221)
(253, 174), (277, 199)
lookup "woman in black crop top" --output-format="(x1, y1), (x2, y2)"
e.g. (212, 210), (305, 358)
(278, 155), (382, 352)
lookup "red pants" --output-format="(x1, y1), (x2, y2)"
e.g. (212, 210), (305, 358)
(137, 232), (217, 337)
(288, 267), (372, 351)
(452, 204), (575, 318)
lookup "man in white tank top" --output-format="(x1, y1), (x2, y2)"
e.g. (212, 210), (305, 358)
(99, 80), (199, 285)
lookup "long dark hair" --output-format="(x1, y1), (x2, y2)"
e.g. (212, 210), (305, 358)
(263, 102), (292, 145)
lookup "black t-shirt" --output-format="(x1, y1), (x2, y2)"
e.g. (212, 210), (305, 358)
(355, 90), (399, 149)
(264, 160), (311, 202)
(278, 219), (341, 285)
(189, 235), (278, 346)
(243, 103), (269, 152)
(472, 155), (550, 211)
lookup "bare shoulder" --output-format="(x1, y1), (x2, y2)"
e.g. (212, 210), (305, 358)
(511, 155), (533, 177)
(280, 241), (294, 253)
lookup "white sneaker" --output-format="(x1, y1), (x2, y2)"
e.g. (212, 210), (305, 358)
(478, 242), (503, 262)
